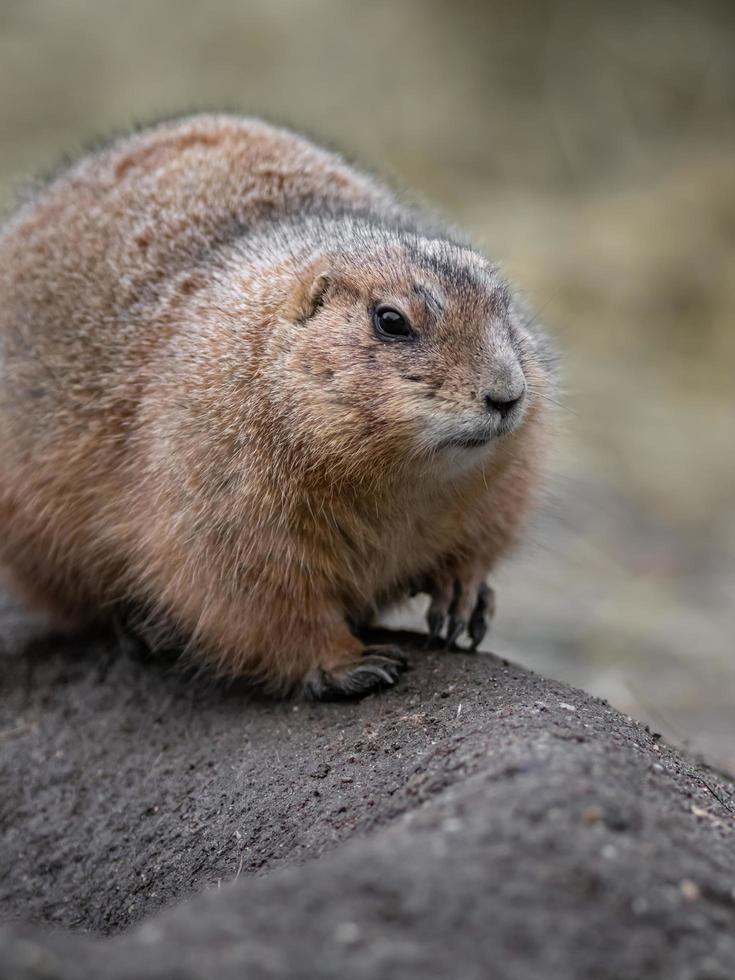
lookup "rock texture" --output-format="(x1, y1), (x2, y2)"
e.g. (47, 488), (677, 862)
(0, 598), (733, 980)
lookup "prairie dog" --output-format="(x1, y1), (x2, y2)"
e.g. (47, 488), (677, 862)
(0, 114), (555, 697)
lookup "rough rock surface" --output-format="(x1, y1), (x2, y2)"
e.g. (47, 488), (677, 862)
(0, 599), (733, 980)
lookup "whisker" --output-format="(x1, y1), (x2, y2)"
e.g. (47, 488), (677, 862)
(521, 293), (559, 332)
(526, 387), (577, 416)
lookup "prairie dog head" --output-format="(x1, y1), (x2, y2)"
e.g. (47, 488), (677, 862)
(187, 219), (552, 486)
(254, 220), (552, 474)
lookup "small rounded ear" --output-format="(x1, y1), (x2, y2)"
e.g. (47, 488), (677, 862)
(287, 259), (332, 324)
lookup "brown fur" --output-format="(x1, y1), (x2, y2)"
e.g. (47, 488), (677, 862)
(0, 113), (554, 695)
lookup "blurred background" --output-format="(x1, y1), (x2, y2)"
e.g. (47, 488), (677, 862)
(1, 0), (733, 771)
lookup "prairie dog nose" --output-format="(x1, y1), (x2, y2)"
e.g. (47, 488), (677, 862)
(484, 390), (524, 417)
(482, 359), (526, 417)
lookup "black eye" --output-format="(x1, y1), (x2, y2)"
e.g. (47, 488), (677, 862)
(373, 305), (413, 340)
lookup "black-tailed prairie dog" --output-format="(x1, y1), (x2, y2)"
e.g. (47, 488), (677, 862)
(0, 114), (555, 698)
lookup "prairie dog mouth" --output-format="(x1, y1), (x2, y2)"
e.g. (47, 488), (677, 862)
(426, 401), (525, 454)
(435, 427), (496, 451)
(437, 411), (521, 451)
(445, 433), (494, 450)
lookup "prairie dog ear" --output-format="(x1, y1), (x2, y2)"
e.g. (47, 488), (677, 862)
(286, 259), (332, 324)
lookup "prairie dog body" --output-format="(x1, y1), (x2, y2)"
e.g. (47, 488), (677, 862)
(0, 114), (554, 697)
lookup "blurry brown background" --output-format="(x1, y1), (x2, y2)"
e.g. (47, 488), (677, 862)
(1, 0), (733, 770)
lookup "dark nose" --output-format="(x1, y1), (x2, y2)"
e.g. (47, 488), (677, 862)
(484, 392), (523, 418)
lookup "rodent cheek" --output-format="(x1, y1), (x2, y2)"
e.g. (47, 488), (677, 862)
(375, 382), (440, 444)
(520, 359), (549, 406)
(285, 340), (338, 387)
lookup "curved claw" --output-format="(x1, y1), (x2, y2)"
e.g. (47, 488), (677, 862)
(468, 611), (487, 650)
(362, 645), (409, 669)
(468, 583), (493, 650)
(303, 645), (409, 701)
(444, 616), (466, 650)
(426, 609), (446, 646)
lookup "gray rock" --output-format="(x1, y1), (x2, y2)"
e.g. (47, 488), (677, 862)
(0, 605), (733, 980)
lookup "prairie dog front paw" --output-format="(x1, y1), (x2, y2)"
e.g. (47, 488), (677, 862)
(426, 571), (495, 650)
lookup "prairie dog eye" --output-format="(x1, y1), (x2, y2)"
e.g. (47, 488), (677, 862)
(373, 305), (413, 340)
